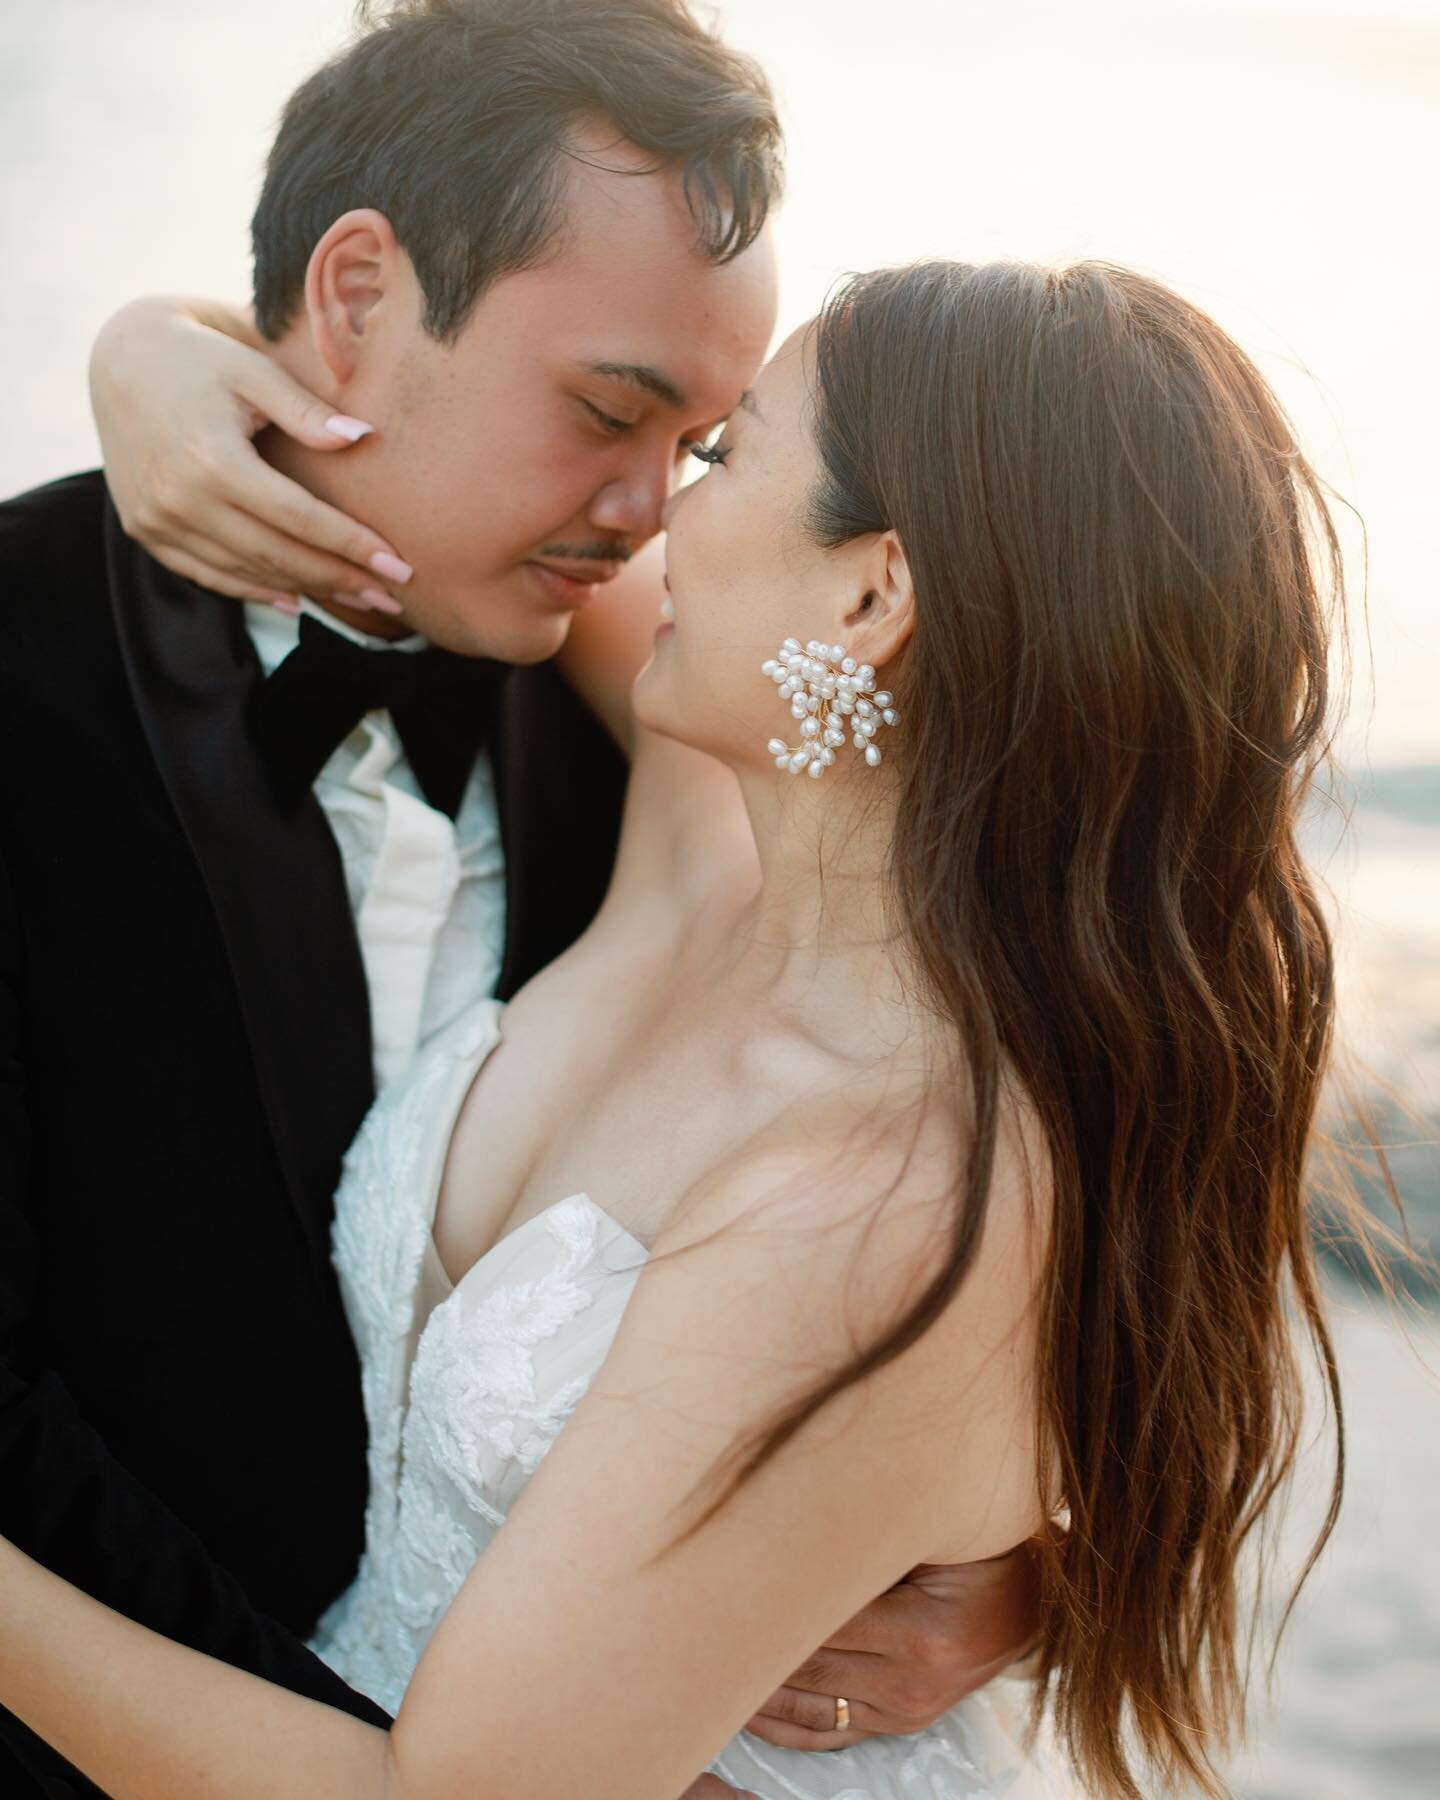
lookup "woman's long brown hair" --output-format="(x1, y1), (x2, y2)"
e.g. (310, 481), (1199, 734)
(696, 261), (1358, 1795)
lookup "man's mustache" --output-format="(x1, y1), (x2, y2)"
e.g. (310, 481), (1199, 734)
(536, 542), (633, 564)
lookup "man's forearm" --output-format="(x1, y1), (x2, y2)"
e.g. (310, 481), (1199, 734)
(0, 1356), (391, 1725)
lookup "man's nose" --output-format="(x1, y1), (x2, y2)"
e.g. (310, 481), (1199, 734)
(589, 461), (673, 545)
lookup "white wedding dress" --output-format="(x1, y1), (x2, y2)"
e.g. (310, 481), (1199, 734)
(311, 996), (1080, 1797)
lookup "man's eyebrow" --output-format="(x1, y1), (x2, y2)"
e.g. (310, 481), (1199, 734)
(584, 361), (687, 410)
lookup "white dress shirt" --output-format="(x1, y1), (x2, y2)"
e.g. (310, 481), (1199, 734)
(246, 599), (507, 1089)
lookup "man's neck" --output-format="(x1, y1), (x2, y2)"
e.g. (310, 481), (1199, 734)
(257, 424), (412, 643)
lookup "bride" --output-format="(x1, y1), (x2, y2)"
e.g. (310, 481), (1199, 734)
(0, 258), (1351, 1798)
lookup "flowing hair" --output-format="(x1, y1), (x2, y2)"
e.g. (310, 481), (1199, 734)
(687, 260), (1365, 1796)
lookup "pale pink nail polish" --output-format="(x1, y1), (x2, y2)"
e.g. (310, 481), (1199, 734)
(325, 414), (375, 443)
(272, 597), (301, 615)
(369, 551), (414, 585)
(358, 586), (405, 615)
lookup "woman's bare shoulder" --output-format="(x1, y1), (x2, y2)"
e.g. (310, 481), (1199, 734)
(670, 1061), (1047, 1347)
(625, 1070), (1052, 1562)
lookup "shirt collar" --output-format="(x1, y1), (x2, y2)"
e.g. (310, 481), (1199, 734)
(244, 596), (430, 680)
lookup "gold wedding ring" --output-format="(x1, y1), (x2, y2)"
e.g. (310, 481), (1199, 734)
(834, 1696), (851, 1732)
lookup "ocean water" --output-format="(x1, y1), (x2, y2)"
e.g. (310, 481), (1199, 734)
(1228, 781), (1440, 1798)
(1226, 1287), (1440, 1800)
(4, 3), (1438, 1793)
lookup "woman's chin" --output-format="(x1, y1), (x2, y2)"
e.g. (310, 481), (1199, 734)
(634, 653), (749, 754)
(629, 651), (665, 712)
(630, 668), (700, 750)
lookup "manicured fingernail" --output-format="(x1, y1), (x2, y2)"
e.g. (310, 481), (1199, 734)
(325, 414), (374, 443)
(357, 585), (405, 616)
(272, 597), (301, 615)
(369, 551), (414, 584)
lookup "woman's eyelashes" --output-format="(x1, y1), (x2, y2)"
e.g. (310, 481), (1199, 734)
(581, 400), (728, 467)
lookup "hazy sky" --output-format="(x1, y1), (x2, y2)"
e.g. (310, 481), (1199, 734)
(6, 0), (1437, 762)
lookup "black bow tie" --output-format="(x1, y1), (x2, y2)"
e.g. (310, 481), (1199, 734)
(253, 614), (509, 819)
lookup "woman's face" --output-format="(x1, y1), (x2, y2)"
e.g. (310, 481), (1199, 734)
(634, 326), (878, 770)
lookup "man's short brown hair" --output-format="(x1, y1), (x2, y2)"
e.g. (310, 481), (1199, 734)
(251, 0), (784, 342)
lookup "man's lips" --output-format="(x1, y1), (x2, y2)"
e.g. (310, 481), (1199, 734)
(523, 559), (624, 606)
(532, 557), (624, 583)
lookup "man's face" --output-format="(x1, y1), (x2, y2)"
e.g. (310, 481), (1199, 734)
(305, 139), (778, 661)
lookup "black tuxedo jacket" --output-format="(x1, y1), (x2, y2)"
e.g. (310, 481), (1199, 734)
(0, 472), (628, 1797)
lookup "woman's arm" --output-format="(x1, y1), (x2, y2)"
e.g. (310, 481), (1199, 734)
(0, 1544), (395, 1798)
(0, 1113), (1044, 1800)
(89, 295), (406, 607)
(0, 1545), (748, 1800)
(552, 537), (669, 759)
(553, 539), (762, 933)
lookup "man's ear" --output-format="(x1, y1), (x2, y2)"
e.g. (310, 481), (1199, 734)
(303, 208), (402, 385)
(842, 529), (917, 669)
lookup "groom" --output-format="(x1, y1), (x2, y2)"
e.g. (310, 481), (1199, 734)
(0, 3), (1036, 1795)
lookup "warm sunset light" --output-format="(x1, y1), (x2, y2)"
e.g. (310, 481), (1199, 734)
(4, 4), (1436, 1796)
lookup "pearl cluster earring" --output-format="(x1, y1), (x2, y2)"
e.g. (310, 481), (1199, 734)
(761, 637), (899, 779)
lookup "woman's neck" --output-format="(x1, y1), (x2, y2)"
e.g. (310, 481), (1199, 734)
(591, 726), (933, 1054)
(713, 758), (930, 1047)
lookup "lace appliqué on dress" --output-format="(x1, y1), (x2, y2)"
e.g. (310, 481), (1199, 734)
(406, 1200), (601, 1507)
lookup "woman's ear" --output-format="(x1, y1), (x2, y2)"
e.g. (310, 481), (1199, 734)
(303, 208), (401, 385)
(842, 529), (916, 667)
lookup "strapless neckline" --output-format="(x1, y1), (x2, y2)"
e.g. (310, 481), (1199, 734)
(424, 997), (648, 1297)
(429, 1191), (649, 1299)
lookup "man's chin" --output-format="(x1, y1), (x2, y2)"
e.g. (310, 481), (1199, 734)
(416, 596), (572, 666)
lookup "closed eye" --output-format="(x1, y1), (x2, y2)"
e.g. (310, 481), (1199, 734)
(580, 398), (632, 437)
(688, 441), (732, 468)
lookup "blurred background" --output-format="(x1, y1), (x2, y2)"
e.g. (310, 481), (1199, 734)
(3, 0), (1437, 1792)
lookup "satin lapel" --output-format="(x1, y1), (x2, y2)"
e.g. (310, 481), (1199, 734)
(488, 657), (627, 1003)
(104, 504), (373, 1266)
(487, 663), (530, 1005)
